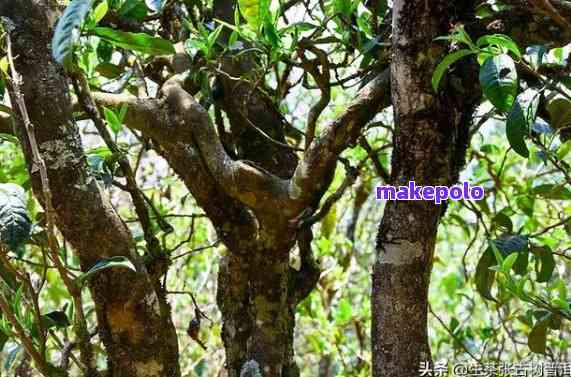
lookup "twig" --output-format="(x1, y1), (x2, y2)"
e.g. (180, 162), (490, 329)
(530, 216), (571, 237)
(171, 240), (220, 260)
(428, 304), (483, 365)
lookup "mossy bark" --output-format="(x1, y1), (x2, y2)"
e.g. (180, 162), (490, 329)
(0, 1), (180, 376)
(371, 1), (480, 376)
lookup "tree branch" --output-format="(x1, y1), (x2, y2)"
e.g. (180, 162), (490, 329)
(289, 69), (391, 209)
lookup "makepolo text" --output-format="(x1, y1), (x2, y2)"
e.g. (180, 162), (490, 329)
(375, 181), (485, 204)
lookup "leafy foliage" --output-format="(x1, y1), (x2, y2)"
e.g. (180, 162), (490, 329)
(0, 184), (31, 253)
(75, 256), (137, 287)
(52, 0), (93, 68)
(91, 27), (175, 55)
(479, 54), (518, 112)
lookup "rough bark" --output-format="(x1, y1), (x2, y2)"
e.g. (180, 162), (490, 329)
(0, 1), (180, 376)
(371, 1), (480, 376)
(88, 66), (390, 376)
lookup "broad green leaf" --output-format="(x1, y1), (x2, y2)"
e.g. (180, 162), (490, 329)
(118, 103), (129, 123)
(492, 213), (513, 233)
(505, 88), (540, 158)
(91, 0), (109, 25)
(477, 34), (521, 57)
(239, 0), (270, 31)
(0, 134), (19, 144)
(95, 62), (123, 78)
(531, 246), (555, 283)
(0, 184), (31, 253)
(92, 27), (175, 55)
(41, 311), (71, 329)
(117, 0), (148, 21)
(52, 0), (93, 68)
(479, 54), (518, 112)
(501, 252), (519, 273)
(103, 107), (122, 134)
(321, 204), (336, 238)
(432, 49), (474, 92)
(530, 184), (571, 200)
(528, 315), (550, 354)
(333, 0), (353, 17)
(75, 256), (137, 287)
(558, 140), (571, 160)
(546, 96), (571, 131)
(475, 247), (497, 301)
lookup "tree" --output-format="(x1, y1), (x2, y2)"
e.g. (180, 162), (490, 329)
(372, 0), (481, 375)
(1, 0), (388, 375)
(0, 0), (569, 376)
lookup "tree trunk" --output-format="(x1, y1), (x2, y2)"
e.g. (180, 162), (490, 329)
(1, 1), (180, 376)
(371, 1), (480, 376)
(216, 221), (317, 377)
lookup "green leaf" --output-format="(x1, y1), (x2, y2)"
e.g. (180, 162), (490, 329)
(492, 213), (513, 233)
(501, 252), (519, 273)
(477, 34), (521, 58)
(528, 314), (550, 354)
(530, 184), (571, 200)
(0, 184), (31, 252)
(432, 49), (474, 92)
(333, 0), (353, 17)
(117, 0), (148, 21)
(0, 133), (19, 145)
(279, 22), (317, 35)
(91, 0), (109, 26)
(335, 298), (353, 324)
(505, 88), (540, 158)
(475, 247), (497, 301)
(52, 0), (93, 68)
(91, 27), (175, 55)
(238, 0), (270, 31)
(103, 107), (122, 134)
(531, 246), (555, 283)
(479, 54), (518, 112)
(492, 235), (529, 275)
(436, 25), (477, 50)
(75, 256), (137, 287)
(546, 96), (571, 131)
(41, 310), (71, 330)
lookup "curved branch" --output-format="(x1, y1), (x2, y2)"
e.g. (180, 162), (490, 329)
(289, 69), (391, 208)
(91, 78), (291, 214)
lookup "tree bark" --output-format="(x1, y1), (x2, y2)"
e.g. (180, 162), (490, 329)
(371, 1), (480, 376)
(0, 1), (180, 376)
